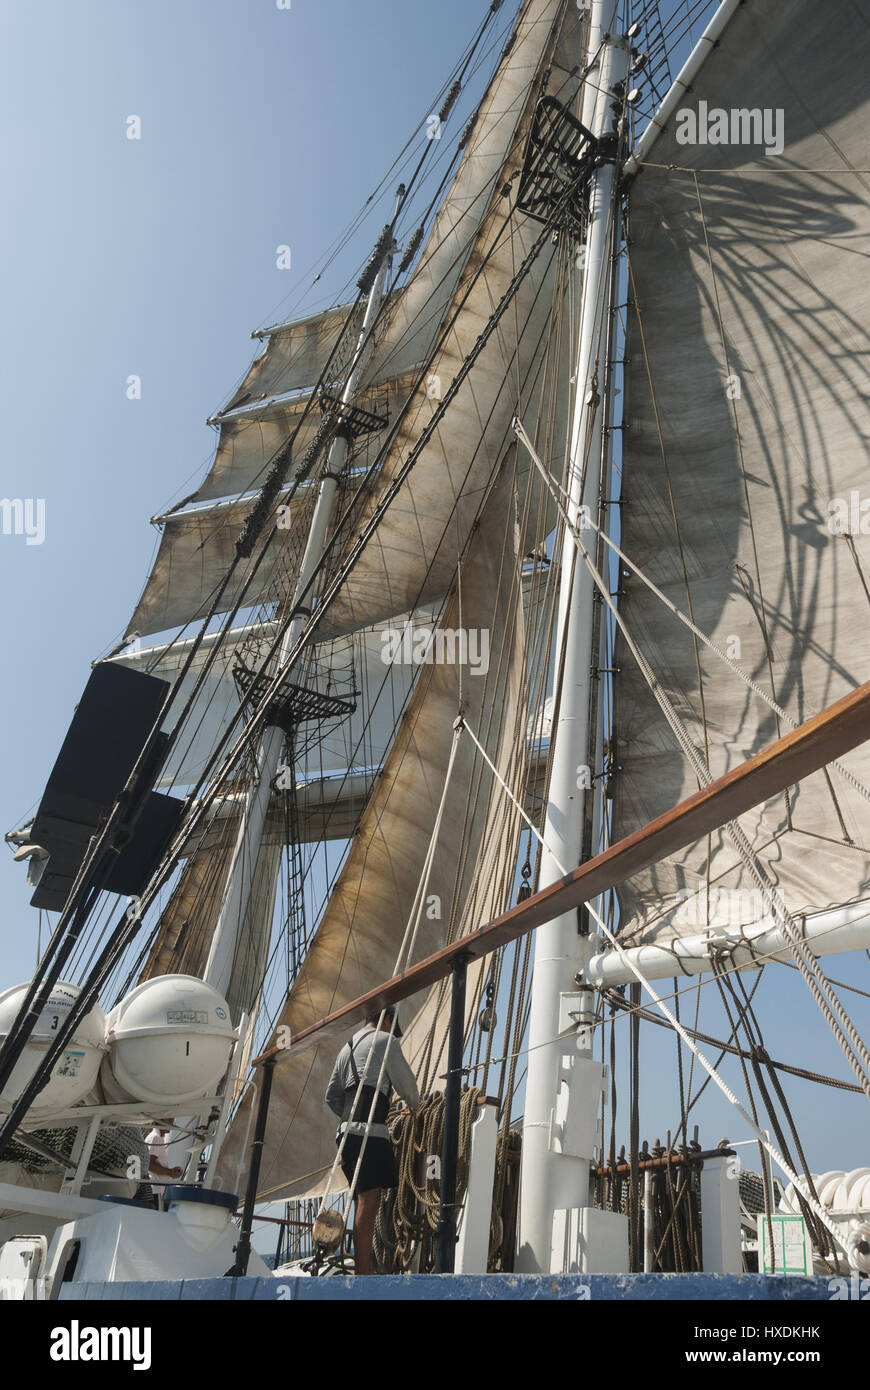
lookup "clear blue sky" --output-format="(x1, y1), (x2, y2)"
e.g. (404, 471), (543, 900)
(1, 0), (867, 1186)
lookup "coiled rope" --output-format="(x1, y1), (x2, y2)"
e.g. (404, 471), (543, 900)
(372, 1087), (519, 1273)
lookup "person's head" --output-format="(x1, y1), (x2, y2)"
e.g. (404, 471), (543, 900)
(365, 1005), (402, 1037)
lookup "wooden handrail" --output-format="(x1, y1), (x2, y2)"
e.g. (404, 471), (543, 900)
(254, 678), (870, 1067)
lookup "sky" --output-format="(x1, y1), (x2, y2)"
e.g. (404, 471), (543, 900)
(0, 0), (503, 979)
(0, 0), (867, 1228)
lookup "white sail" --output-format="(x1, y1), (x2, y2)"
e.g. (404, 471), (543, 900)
(212, 302), (365, 451)
(122, 0), (572, 647)
(127, 483), (309, 640)
(112, 617), (432, 795)
(214, 459), (529, 1200)
(612, 0), (870, 945)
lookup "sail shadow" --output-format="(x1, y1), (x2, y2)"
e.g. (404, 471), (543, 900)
(614, 149), (870, 939)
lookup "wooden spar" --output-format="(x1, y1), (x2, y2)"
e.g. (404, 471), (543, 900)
(252, 677), (870, 1068)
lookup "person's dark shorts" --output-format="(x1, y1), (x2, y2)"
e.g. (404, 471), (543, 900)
(338, 1133), (399, 1193)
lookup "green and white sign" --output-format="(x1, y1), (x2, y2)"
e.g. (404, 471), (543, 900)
(759, 1215), (813, 1275)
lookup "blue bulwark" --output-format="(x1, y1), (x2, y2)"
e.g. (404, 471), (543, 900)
(59, 1273), (836, 1301)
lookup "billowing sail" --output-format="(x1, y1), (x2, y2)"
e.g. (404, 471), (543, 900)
(128, 435), (363, 638)
(215, 461), (529, 1199)
(612, 0), (870, 945)
(139, 833), (237, 981)
(123, 0), (576, 647)
(212, 302), (365, 458)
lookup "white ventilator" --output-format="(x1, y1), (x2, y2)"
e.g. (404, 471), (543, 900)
(0, 981), (105, 1121)
(101, 975), (236, 1107)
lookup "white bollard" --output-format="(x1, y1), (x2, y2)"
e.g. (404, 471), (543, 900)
(455, 1101), (498, 1274)
(700, 1156), (742, 1273)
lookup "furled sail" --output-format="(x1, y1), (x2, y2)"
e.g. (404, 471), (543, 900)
(122, 0), (577, 647)
(214, 460), (529, 1200)
(612, 0), (870, 945)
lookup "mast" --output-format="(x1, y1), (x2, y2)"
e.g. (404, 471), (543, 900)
(202, 199), (401, 1000)
(516, 1), (628, 1274)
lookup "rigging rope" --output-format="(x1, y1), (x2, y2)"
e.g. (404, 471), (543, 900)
(373, 1088), (485, 1272)
(604, 987), (864, 1095)
(316, 720), (465, 1226)
(513, 413), (870, 1103)
(513, 415), (870, 809)
(452, 690), (861, 1257)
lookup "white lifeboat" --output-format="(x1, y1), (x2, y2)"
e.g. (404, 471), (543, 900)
(101, 975), (236, 1108)
(0, 981), (105, 1120)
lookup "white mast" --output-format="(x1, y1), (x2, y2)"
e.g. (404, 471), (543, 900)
(203, 213), (398, 999)
(516, 1), (628, 1274)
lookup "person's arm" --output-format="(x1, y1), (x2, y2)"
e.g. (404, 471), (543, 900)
(146, 1134), (182, 1180)
(149, 1156), (182, 1179)
(384, 1037), (420, 1111)
(325, 1047), (347, 1117)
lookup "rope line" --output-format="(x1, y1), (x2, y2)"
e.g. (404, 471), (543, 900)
(316, 720), (464, 1227)
(452, 644), (864, 1257)
(514, 417), (870, 806)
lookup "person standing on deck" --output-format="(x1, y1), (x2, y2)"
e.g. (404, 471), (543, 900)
(144, 1123), (183, 1206)
(325, 1005), (419, 1275)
